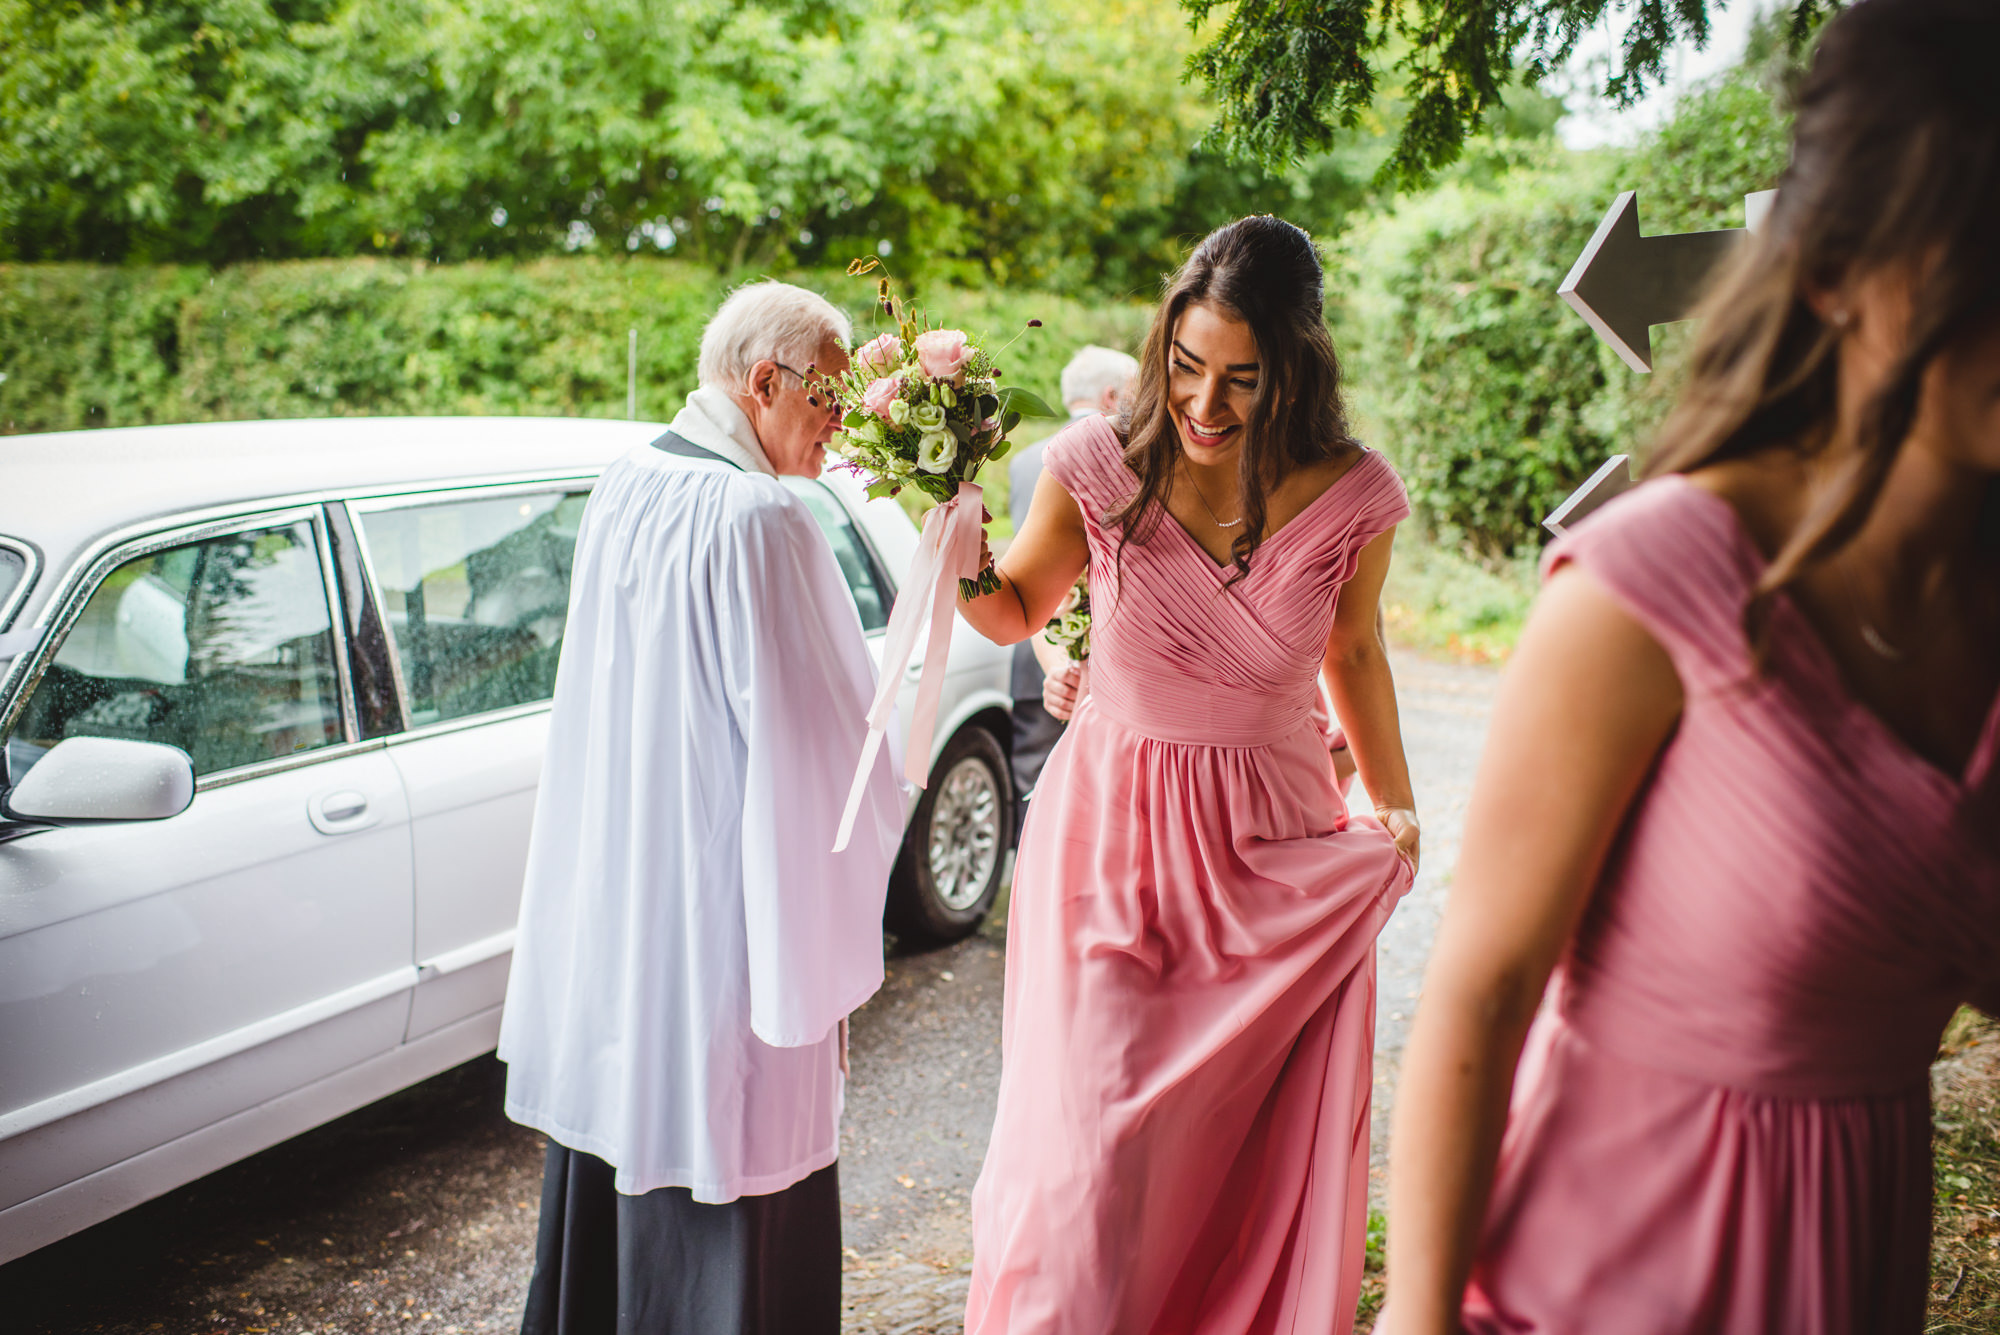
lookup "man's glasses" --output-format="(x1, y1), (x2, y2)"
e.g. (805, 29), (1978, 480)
(773, 362), (828, 407)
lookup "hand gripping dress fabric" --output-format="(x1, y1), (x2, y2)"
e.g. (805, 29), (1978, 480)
(1461, 477), (2000, 1335)
(966, 417), (1416, 1334)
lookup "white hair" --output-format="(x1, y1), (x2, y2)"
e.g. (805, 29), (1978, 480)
(697, 281), (853, 392)
(1060, 344), (1140, 409)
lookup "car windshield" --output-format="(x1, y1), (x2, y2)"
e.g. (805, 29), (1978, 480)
(0, 541), (25, 620)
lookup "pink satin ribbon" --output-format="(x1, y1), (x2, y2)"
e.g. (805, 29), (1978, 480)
(833, 480), (986, 853)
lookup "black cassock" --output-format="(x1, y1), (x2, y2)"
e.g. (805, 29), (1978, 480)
(521, 1142), (841, 1335)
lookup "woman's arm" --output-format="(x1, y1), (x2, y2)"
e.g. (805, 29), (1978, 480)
(958, 465), (1090, 646)
(1380, 566), (1683, 1335)
(1323, 528), (1419, 863)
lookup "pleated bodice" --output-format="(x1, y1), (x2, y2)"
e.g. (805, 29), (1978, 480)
(1055, 416), (1411, 749)
(1549, 478), (2000, 1101)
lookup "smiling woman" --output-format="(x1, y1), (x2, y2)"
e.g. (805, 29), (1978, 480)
(1109, 215), (1359, 581)
(952, 216), (1422, 1334)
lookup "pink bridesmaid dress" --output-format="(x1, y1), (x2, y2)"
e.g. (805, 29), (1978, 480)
(967, 416), (1416, 1334)
(1463, 477), (2000, 1334)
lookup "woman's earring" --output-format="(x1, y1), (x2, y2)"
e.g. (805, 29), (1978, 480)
(1830, 308), (1852, 329)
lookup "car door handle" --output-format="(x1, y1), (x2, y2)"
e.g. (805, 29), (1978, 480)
(309, 790), (372, 834)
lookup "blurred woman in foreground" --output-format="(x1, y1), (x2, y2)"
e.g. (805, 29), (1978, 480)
(1383, 1), (2000, 1331)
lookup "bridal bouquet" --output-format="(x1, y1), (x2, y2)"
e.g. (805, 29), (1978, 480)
(825, 259), (1054, 599)
(1043, 576), (1091, 661)
(830, 260), (1056, 852)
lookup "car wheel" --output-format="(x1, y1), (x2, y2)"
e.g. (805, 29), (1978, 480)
(886, 725), (1012, 946)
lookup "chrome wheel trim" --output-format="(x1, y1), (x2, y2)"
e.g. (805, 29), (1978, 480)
(926, 754), (1001, 912)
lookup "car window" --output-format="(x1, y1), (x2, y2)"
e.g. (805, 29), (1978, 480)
(783, 478), (890, 633)
(360, 491), (588, 728)
(7, 521), (343, 779)
(0, 542), (26, 621)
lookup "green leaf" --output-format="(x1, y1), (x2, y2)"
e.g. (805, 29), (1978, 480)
(865, 479), (898, 501)
(844, 410), (868, 431)
(995, 386), (1060, 419)
(989, 437), (1014, 462)
(1001, 409), (1022, 436)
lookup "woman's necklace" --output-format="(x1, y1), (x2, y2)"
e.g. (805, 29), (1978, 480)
(1182, 464), (1243, 529)
(1858, 618), (1906, 661)
(1843, 571), (1908, 662)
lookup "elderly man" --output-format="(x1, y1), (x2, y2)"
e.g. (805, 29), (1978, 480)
(1005, 344), (1138, 805)
(498, 281), (903, 1335)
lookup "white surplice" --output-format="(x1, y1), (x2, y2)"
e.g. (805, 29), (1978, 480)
(498, 389), (904, 1202)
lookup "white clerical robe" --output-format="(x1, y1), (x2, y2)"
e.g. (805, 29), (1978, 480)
(498, 391), (903, 1202)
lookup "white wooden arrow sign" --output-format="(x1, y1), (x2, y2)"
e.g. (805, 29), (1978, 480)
(1543, 454), (1637, 537)
(1560, 190), (1776, 372)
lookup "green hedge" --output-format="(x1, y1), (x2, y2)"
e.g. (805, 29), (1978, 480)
(0, 257), (1150, 436)
(1339, 153), (1636, 561)
(1337, 63), (1793, 560)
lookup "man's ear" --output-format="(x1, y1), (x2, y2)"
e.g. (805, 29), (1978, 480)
(746, 359), (781, 405)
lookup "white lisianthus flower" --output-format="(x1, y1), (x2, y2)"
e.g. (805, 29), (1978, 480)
(912, 400), (946, 431)
(888, 398), (911, 425)
(917, 429), (955, 473)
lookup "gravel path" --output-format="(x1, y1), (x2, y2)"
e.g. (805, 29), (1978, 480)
(0, 650), (1498, 1335)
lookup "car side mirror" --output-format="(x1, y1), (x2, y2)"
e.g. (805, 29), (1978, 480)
(0, 736), (196, 825)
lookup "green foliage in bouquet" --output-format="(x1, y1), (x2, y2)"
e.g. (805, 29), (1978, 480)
(826, 258), (1057, 597)
(1043, 577), (1091, 662)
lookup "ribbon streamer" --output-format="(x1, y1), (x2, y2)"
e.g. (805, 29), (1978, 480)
(833, 481), (985, 853)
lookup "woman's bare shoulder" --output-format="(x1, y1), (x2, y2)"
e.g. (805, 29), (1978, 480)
(1681, 451), (1812, 561)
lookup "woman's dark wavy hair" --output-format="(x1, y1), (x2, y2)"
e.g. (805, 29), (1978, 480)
(1109, 215), (1357, 582)
(1648, 0), (2000, 641)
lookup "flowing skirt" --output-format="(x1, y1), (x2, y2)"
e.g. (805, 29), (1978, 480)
(1462, 1012), (1932, 1334)
(967, 705), (1411, 1334)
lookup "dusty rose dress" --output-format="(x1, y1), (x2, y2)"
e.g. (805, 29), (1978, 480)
(966, 417), (1415, 1334)
(1463, 477), (2000, 1334)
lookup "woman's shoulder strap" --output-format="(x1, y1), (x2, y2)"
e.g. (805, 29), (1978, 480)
(1040, 414), (1127, 515)
(1341, 448), (1411, 541)
(1542, 475), (1760, 691)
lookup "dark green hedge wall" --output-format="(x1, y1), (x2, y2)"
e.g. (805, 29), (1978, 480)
(0, 258), (1150, 436)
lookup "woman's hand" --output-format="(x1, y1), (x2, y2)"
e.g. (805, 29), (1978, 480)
(1044, 658), (1090, 721)
(956, 468), (1089, 645)
(1378, 806), (1421, 873)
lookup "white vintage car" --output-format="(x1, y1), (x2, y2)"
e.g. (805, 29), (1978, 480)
(0, 417), (1013, 1265)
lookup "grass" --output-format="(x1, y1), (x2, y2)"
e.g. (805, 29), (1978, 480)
(1382, 535), (1537, 665)
(1356, 1207), (1387, 1326)
(1930, 1008), (2000, 1332)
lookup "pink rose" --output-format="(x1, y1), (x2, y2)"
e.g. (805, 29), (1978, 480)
(861, 375), (902, 420)
(855, 332), (903, 376)
(913, 329), (972, 385)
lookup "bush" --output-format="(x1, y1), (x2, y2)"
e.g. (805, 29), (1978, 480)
(169, 259), (728, 423)
(1339, 64), (1793, 562)
(0, 257), (1151, 436)
(1339, 151), (1640, 560)
(0, 264), (208, 434)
